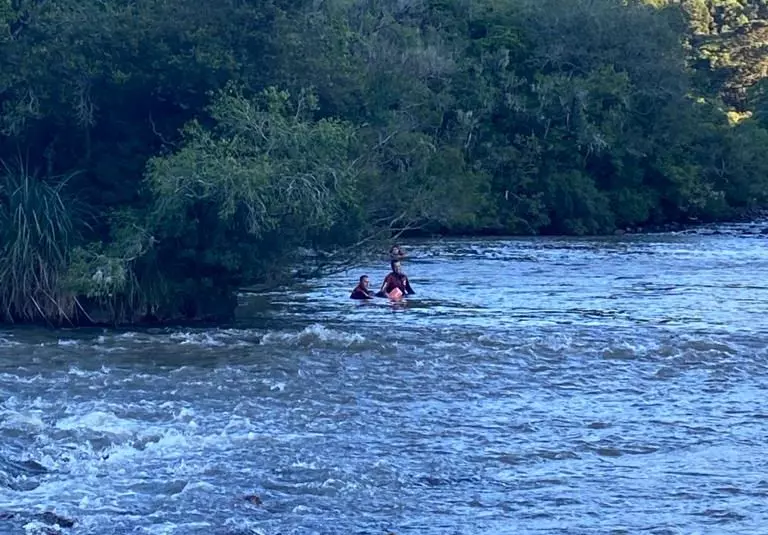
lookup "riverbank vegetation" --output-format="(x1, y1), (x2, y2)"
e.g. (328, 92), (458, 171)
(2, 0), (768, 324)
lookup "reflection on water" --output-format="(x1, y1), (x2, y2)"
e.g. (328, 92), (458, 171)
(1, 228), (767, 534)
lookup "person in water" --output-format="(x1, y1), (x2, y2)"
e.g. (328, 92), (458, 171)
(389, 245), (406, 261)
(350, 275), (375, 300)
(377, 260), (415, 297)
(388, 244), (409, 281)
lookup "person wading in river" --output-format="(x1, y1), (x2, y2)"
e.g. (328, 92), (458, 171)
(377, 260), (415, 298)
(389, 245), (406, 262)
(387, 245), (410, 287)
(350, 275), (375, 300)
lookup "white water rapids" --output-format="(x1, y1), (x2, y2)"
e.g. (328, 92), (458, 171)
(1, 226), (768, 534)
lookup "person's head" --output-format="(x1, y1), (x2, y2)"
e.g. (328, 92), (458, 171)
(391, 260), (402, 274)
(359, 275), (369, 288)
(390, 245), (401, 255)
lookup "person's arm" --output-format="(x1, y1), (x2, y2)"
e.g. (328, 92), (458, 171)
(405, 278), (415, 295)
(379, 274), (391, 294)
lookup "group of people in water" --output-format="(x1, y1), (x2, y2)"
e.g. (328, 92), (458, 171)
(350, 245), (415, 301)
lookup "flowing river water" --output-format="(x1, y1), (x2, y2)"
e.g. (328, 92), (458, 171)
(2, 224), (768, 534)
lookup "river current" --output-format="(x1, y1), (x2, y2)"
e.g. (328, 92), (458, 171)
(1, 225), (768, 534)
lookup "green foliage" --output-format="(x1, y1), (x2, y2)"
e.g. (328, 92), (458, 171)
(677, 0), (768, 108)
(148, 86), (358, 237)
(139, 86), (362, 316)
(0, 0), (12, 41)
(542, 171), (615, 235)
(0, 157), (77, 323)
(1, 0), (768, 324)
(716, 120), (768, 206)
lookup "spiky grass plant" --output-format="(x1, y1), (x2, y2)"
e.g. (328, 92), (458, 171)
(0, 155), (78, 324)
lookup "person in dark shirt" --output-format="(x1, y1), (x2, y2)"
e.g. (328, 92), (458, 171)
(350, 275), (375, 300)
(377, 260), (415, 297)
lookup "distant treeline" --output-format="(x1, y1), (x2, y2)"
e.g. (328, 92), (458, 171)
(2, 0), (768, 324)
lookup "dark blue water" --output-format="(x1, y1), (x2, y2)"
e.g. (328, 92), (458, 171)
(1, 227), (767, 534)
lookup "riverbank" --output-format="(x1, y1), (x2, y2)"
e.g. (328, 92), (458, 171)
(409, 208), (768, 240)
(2, 211), (768, 330)
(618, 207), (768, 235)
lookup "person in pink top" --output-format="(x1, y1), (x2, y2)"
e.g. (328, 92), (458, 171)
(377, 259), (414, 299)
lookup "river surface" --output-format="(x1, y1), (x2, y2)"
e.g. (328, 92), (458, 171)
(1, 225), (768, 534)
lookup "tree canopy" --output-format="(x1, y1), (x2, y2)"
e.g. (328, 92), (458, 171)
(2, 0), (768, 324)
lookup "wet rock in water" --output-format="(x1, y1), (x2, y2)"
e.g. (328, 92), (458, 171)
(244, 494), (262, 505)
(0, 511), (74, 535)
(6, 459), (48, 475)
(39, 512), (75, 528)
(0, 457), (47, 492)
(0, 474), (39, 492)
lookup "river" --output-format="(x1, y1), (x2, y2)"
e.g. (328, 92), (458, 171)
(1, 224), (768, 534)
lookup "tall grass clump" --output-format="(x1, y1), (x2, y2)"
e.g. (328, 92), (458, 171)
(0, 156), (77, 324)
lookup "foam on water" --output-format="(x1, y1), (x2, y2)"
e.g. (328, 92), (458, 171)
(1, 228), (768, 534)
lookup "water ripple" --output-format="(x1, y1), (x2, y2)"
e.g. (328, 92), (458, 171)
(1, 229), (767, 533)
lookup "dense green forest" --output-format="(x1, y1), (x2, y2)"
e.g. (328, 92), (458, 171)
(2, 0), (768, 325)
